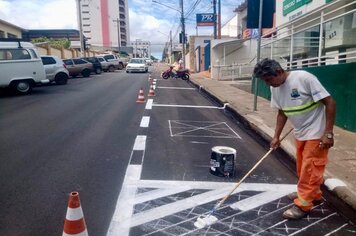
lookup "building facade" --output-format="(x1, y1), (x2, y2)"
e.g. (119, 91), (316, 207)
(0, 19), (24, 39)
(79, 0), (130, 50)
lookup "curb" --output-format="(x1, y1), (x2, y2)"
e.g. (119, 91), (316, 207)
(189, 78), (356, 224)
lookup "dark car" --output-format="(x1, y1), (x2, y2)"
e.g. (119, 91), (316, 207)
(82, 57), (102, 74)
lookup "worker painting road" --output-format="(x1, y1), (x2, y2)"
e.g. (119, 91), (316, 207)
(107, 66), (356, 235)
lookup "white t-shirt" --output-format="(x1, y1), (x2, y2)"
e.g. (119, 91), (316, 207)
(270, 70), (330, 140)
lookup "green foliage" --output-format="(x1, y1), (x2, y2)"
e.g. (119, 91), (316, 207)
(31, 37), (71, 49)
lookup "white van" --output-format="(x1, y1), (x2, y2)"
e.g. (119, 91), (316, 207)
(0, 40), (49, 94)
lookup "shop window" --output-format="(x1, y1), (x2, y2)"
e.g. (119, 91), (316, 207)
(292, 25), (320, 65)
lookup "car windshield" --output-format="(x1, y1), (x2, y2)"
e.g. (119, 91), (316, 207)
(129, 59), (143, 64)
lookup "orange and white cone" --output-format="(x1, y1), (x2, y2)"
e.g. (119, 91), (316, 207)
(148, 74), (152, 81)
(148, 83), (155, 97)
(63, 192), (88, 236)
(136, 88), (145, 103)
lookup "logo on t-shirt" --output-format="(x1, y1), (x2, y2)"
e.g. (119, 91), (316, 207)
(291, 88), (300, 98)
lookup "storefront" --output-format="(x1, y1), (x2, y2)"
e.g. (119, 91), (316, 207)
(261, 0), (356, 68)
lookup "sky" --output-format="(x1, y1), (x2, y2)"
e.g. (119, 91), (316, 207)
(0, 0), (243, 59)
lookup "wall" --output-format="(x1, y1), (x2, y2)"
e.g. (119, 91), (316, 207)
(254, 62), (356, 132)
(0, 21), (22, 38)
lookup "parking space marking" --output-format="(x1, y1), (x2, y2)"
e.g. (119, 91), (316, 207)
(140, 116), (150, 127)
(168, 120), (241, 139)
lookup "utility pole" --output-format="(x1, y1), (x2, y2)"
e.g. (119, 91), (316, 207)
(169, 30), (173, 64)
(213, 0), (217, 39)
(180, 0), (186, 68)
(76, 0), (84, 56)
(218, 0), (221, 39)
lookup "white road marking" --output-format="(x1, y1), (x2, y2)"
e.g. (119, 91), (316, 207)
(133, 135), (146, 151)
(107, 165), (142, 236)
(289, 213), (337, 236)
(128, 186), (243, 228)
(169, 120), (241, 139)
(133, 187), (191, 204)
(140, 116), (150, 127)
(157, 86), (196, 90)
(145, 99), (153, 110)
(324, 223), (349, 236)
(153, 103), (222, 109)
(230, 190), (295, 211)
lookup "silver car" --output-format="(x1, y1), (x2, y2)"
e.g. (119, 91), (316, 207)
(41, 55), (69, 85)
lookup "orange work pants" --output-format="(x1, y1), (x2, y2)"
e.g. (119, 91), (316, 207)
(294, 139), (329, 211)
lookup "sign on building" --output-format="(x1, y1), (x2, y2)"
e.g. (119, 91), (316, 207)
(196, 13), (215, 26)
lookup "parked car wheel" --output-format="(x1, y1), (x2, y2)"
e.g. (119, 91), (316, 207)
(108, 65), (115, 72)
(12, 80), (32, 94)
(82, 69), (91, 77)
(95, 67), (102, 74)
(118, 62), (124, 70)
(55, 73), (68, 85)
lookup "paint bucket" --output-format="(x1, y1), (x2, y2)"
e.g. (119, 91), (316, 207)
(210, 146), (236, 177)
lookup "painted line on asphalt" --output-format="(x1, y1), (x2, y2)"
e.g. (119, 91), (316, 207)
(140, 116), (150, 127)
(230, 190), (294, 211)
(107, 164), (142, 236)
(289, 213), (337, 236)
(145, 99), (153, 110)
(152, 103), (221, 109)
(133, 135), (146, 151)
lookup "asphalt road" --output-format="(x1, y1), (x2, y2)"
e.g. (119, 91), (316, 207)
(1, 65), (355, 236)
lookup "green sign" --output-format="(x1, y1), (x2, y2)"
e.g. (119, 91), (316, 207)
(283, 0), (312, 16)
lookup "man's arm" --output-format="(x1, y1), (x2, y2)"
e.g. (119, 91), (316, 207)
(319, 96), (336, 149)
(271, 109), (288, 149)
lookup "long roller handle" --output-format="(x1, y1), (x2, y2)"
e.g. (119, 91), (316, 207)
(213, 128), (293, 211)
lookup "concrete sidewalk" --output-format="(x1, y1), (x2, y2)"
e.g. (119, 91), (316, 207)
(189, 72), (356, 216)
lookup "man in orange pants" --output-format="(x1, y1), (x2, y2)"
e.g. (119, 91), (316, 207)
(253, 59), (336, 219)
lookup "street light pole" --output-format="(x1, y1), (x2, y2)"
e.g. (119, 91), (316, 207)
(180, 0), (186, 68)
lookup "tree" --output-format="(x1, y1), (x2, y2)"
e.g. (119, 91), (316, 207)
(31, 37), (71, 49)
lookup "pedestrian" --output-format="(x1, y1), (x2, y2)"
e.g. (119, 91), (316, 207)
(253, 58), (336, 220)
(178, 58), (183, 70)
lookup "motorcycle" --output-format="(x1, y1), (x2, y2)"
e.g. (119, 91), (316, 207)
(161, 66), (190, 80)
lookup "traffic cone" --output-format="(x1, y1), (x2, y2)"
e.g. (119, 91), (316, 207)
(148, 74), (152, 81)
(63, 192), (88, 236)
(148, 83), (155, 97)
(136, 88), (145, 103)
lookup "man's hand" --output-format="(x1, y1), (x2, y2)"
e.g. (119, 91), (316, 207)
(270, 137), (281, 150)
(319, 135), (334, 149)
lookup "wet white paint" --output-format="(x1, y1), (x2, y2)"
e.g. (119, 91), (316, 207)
(230, 189), (296, 211)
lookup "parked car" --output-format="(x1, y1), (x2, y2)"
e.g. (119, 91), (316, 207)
(81, 56), (102, 74)
(62, 58), (94, 78)
(99, 54), (125, 70)
(96, 56), (116, 72)
(126, 58), (148, 73)
(145, 58), (153, 66)
(0, 40), (49, 94)
(41, 55), (69, 85)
